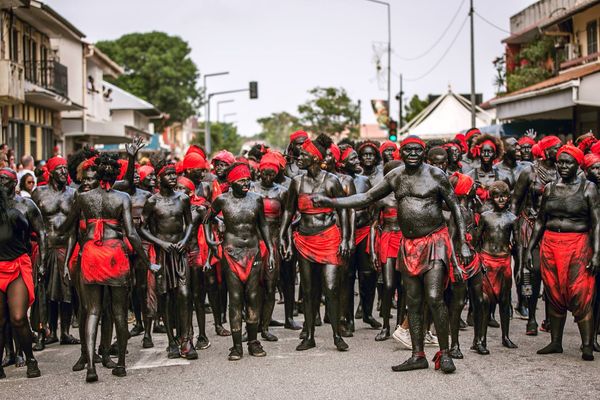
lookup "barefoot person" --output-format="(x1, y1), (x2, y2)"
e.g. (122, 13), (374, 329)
(473, 181), (519, 353)
(205, 162), (275, 360)
(313, 136), (472, 373)
(524, 144), (600, 361)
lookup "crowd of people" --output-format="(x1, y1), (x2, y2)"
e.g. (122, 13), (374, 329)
(0, 127), (599, 382)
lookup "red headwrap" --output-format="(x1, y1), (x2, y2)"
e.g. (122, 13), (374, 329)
(358, 141), (379, 154)
(302, 139), (324, 160)
(341, 147), (354, 162)
(454, 134), (468, 154)
(82, 156), (97, 171)
(177, 176), (196, 193)
(259, 153), (281, 172)
(290, 130), (309, 143)
(329, 144), (341, 163)
(379, 140), (397, 155)
(400, 136), (426, 149)
(271, 151), (286, 169)
(183, 153), (208, 170)
(175, 161), (185, 175)
(517, 136), (536, 146)
(577, 135), (597, 153)
(0, 169), (17, 181)
(590, 141), (600, 155)
(465, 128), (481, 142)
(46, 156), (67, 173)
(538, 136), (562, 153)
(157, 163), (176, 177)
(452, 172), (474, 196)
(117, 159), (128, 180)
(470, 139), (497, 158)
(212, 150), (235, 166)
(583, 153), (600, 170)
(557, 143), (584, 165)
(185, 145), (206, 159)
(531, 144), (543, 159)
(138, 165), (154, 182)
(226, 163), (251, 183)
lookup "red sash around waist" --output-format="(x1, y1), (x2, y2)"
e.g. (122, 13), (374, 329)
(88, 218), (120, 245)
(0, 253), (35, 306)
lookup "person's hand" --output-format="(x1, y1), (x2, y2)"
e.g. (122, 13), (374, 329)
(523, 250), (537, 272)
(311, 195), (334, 208)
(174, 241), (186, 254)
(524, 128), (537, 139)
(149, 263), (161, 273)
(268, 253), (276, 272)
(459, 242), (473, 266)
(63, 264), (71, 281)
(338, 240), (350, 259)
(125, 136), (145, 157)
(38, 260), (46, 278)
(370, 252), (379, 271)
(279, 238), (292, 261)
(588, 253), (600, 274)
(158, 241), (173, 252)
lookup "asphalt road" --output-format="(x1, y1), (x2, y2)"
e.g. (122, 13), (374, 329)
(3, 298), (600, 400)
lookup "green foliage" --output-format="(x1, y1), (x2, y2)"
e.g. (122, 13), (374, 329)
(297, 87), (360, 138)
(192, 122), (242, 156)
(507, 35), (556, 92)
(96, 32), (201, 126)
(257, 112), (301, 150)
(404, 94), (430, 123)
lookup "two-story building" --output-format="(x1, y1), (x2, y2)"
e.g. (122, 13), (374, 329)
(491, 0), (600, 138)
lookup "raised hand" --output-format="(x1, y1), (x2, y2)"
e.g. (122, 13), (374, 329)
(125, 136), (146, 157)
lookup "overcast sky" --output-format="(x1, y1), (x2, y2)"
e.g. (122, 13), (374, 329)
(50, 0), (532, 137)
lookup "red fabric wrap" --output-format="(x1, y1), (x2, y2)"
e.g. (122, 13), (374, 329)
(177, 176), (195, 193)
(398, 226), (453, 277)
(540, 231), (594, 321)
(454, 134), (468, 153)
(354, 225), (370, 246)
(117, 159), (128, 180)
(212, 150), (235, 165)
(452, 172), (474, 196)
(465, 128), (481, 141)
(290, 130), (308, 142)
(329, 144), (341, 164)
(460, 252), (481, 281)
(400, 136), (425, 149)
(226, 163), (251, 183)
(518, 136), (536, 146)
(470, 139), (496, 158)
(591, 141), (600, 155)
(583, 153), (600, 171)
(341, 147), (354, 162)
(195, 229), (209, 267)
(557, 143), (584, 165)
(302, 139), (323, 161)
(378, 230), (402, 265)
(293, 224), (342, 266)
(183, 153), (208, 170)
(379, 140), (397, 155)
(480, 251), (511, 301)
(263, 197), (281, 218)
(297, 194), (333, 214)
(157, 163), (175, 177)
(88, 219), (119, 245)
(259, 158), (280, 172)
(0, 254), (35, 306)
(46, 156), (67, 173)
(577, 135), (597, 152)
(82, 156), (97, 171)
(382, 208), (397, 219)
(223, 246), (259, 283)
(138, 166), (154, 182)
(0, 169), (17, 180)
(185, 144), (206, 159)
(80, 239), (130, 286)
(69, 243), (80, 273)
(537, 136), (562, 160)
(271, 151), (286, 169)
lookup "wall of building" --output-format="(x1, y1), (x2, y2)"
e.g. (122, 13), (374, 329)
(85, 59), (110, 122)
(50, 36), (82, 105)
(572, 4), (600, 56)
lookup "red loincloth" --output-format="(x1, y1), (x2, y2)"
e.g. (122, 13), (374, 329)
(378, 230), (402, 265)
(195, 228), (209, 268)
(81, 239), (130, 286)
(540, 231), (594, 321)
(355, 225), (370, 246)
(459, 252), (481, 281)
(0, 254), (35, 306)
(398, 226), (453, 277)
(293, 224), (342, 266)
(480, 251), (511, 302)
(223, 245), (259, 283)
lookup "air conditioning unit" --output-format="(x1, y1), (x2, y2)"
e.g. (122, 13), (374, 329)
(565, 43), (580, 60)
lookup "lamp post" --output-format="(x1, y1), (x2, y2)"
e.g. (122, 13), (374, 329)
(203, 71), (229, 154)
(364, 0), (391, 111)
(223, 112), (237, 122)
(217, 99), (234, 122)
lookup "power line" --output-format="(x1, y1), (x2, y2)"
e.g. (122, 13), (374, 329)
(475, 11), (510, 34)
(392, 0), (466, 62)
(404, 14), (469, 82)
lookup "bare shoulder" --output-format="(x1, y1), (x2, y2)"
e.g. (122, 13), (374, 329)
(385, 164), (405, 182)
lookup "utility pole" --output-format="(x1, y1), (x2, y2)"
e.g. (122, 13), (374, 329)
(398, 74), (403, 128)
(207, 87), (254, 153)
(203, 71), (229, 155)
(469, 0), (476, 127)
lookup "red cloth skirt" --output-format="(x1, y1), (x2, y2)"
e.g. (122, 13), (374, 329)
(0, 254), (35, 306)
(540, 231), (594, 321)
(223, 245), (259, 283)
(459, 251), (481, 281)
(354, 225), (370, 246)
(398, 226), (453, 277)
(293, 224), (342, 266)
(480, 251), (511, 302)
(378, 230), (402, 265)
(81, 239), (130, 286)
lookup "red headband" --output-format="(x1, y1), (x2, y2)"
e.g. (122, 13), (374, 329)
(538, 135), (562, 152)
(578, 135), (597, 152)
(212, 150), (235, 166)
(0, 169), (17, 181)
(226, 163), (251, 183)
(517, 136), (536, 146)
(400, 136), (425, 149)
(177, 176), (196, 193)
(82, 156), (97, 171)
(583, 153), (600, 171)
(471, 139), (497, 158)
(183, 153), (208, 170)
(138, 165), (154, 181)
(452, 172), (474, 196)
(379, 140), (397, 155)
(290, 130), (309, 142)
(259, 153), (281, 172)
(557, 144), (584, 165)
(465, 128), (481, 141)
(358, 142), (379, 154)
(157, 163), (176, 177)
(185, 144), (206, 159)
(302, 139), (324, 161)
(329, 144), (341, 163)
(175, 161), (185, 175)
(47, 156), (67, 173)
(341, 147), (354, 162)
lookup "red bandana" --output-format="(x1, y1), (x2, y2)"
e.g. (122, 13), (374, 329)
(290, 130), (309, 143)
(379, 140), (397, 155)
(47, 156), (67, 173)
(465, 128), (481, 142)
(138, 166), (154, 181)
(400, 136), (425, 149)
(259, 153), (281, 172)
(0, 169), (17, 181)
(183, 153), (208, 170)
(185, 144), (206, 159)
(302, 139), (323, 161)
(517, 136), (536, 146)
(583, 153), (600, 171)
(452, 172), (474, 196)
(212, 150), (235, 166)
(454, 134), (468, 153)
(157, 164), (176, 177)
(341, 147), (354, 162)
(329, 144), (341, 163)
(557, 143), (584, 165)
(82, 156), (97, 171)
(226, 163), (251, 183)
(470, 139), (497, 158)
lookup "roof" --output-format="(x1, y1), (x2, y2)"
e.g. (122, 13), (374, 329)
(103, 81), (161, 117)
(492, 62), (600, 104)
(85, 44), (124, 78)
(540, 0), (600, 29)
(398, 90), (492, 140)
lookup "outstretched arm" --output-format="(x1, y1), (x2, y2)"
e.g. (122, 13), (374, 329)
(314, 173), (394, 209)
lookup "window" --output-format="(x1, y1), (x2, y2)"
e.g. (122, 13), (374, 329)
(587, 20), (598, 55)
(10, 27), (19, 62)
(7, 121), (25, 161)
(41, 127), (53, 160)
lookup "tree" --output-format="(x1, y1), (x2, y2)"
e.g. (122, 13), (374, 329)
(297, 87), (360, 138)
(96, 32), (201, 127)
(256, 112), (301, 150)
(506, 35), (557, 92)
(404, 94), (430, 123)
(192, 122), (243, 156)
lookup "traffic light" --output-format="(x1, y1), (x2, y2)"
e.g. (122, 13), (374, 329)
(249, 81), (258, 99)
(388, 119), (398, 142)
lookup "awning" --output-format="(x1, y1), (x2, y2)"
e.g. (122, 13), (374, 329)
(24, 82), (83, 111)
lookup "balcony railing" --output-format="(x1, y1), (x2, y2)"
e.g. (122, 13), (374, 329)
(23, 60), (69, 97)
(560, 51), (600, 70)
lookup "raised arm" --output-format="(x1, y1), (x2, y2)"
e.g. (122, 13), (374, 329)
(113, 137), (144, 194)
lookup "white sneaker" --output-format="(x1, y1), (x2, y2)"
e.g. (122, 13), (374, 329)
(392, 325), (412, 350)
(424, 331), (439, 346)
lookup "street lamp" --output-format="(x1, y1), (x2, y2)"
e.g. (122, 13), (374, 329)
(223, 112), (237, 122)
(217, 99), (235, 122)
(203, 71), (229, 154)
(364, 0), (391, 111)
